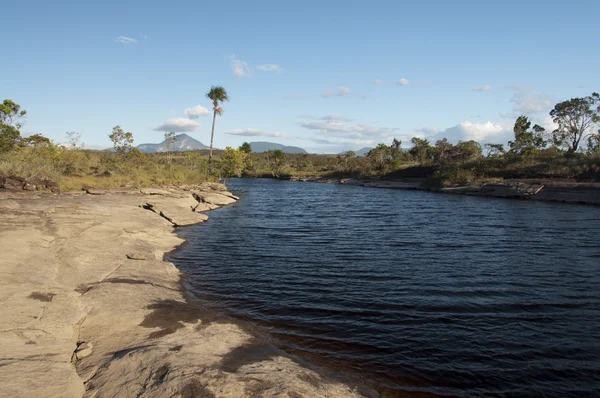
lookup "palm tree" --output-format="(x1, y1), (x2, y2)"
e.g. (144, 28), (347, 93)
(206, 85), (229, 164)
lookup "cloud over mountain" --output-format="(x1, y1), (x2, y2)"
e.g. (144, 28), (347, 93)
(154, 118), (200, 132)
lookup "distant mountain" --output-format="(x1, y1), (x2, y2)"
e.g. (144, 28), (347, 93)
(338, 147), (373, 157)
(136, 133), (209, 153)
(248, 141), (307, 154)
(355, 147), (373, 156)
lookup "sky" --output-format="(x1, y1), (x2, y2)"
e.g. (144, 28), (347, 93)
(1, 0), (599, 153)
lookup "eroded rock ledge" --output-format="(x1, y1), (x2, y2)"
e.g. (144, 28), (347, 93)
(0, 184), (364, 398)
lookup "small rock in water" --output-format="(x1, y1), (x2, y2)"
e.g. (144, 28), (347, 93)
(126, 253), (147, 260)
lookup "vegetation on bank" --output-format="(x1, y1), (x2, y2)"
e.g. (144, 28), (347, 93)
(1, 91), (599, 192)
(221, 92), (600, 186)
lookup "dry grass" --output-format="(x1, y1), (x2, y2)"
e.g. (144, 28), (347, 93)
(0, 146), (215, 192)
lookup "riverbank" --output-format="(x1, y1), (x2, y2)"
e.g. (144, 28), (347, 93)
(291, 176), (600, 206)
(0, 185), (365, 397)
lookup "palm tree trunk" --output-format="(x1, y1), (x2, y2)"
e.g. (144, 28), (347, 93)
(209, 109), (217, 164)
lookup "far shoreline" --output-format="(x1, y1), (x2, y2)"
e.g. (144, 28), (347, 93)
(267, 176), (600, 207)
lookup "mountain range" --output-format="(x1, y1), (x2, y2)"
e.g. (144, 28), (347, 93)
(136, 133), (209, 153)
(134, 135), (309, 154)
(246, 141), (307, 154)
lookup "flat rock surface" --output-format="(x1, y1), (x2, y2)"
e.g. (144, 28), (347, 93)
(0, 185), (364, 398)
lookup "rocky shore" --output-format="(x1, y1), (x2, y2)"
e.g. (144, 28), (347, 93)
(292, 177), (600, 206)
(0, 185), (365, 398)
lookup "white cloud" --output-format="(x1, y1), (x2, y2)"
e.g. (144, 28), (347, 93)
(300, 118), (396, 141)
(374, 79), (383, 85)
(415, 127), (441, 136)
(322, 86), (351, 98)
(256, 64), (283, 73)
(397, 78), (409, 86)
(226, 129), (291, 139)
(228, 55), (252, 77)
(435, 121), (512, 144)
(508, 86), (552, 114)
(473, 85), (493, 92)
(184, 105), (210, 119)
(154, 118), (200, 132)
(114, 36), (138, 44)
(539, 116), (559, 133)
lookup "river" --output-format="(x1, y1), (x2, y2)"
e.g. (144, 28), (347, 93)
(169, 179), (600, 397)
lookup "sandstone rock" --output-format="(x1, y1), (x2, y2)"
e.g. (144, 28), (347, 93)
(0, 187), (365, 398)
(199, 192), (238, 206)
(2, 177), (25, 190)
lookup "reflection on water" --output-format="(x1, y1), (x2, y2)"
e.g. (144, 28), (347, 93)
(169, 179), (600, 396)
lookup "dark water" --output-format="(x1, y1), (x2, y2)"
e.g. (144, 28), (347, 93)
(170, 179), (600, 397)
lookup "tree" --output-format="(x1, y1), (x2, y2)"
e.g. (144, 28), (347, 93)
(238, 142), (253, 172)
(454, 140), (482, 162)
(0, 99), (27, 127)
(294, 154), (313, 172)
(21, 134), (52, 148)
(239, 141), (252, 154)
(66, 131), (83, 149)
(367, 143), (393, 173)
(265, 149), (286, 177)
(550, 93), (599, 152)
(508, 115), (546, 155)
(390, 138), (403, 163)
(0, 99), (27, 153)
(484, 143), (506, 157)
(164, 131), (177, 163)
(409, 137), (434, 163)
(587, 133), (600, 154)
(206, 85), (229, 164)
(219, 147), (246, 177)
(434, 139), (482, 164)
(434, 138), (454, 164)
(109, 125), (134, 154)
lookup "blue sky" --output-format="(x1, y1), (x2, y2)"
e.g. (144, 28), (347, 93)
(1, 0), (599, 153)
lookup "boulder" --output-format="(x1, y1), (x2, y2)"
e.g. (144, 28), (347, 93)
(2, 177), (25, 190)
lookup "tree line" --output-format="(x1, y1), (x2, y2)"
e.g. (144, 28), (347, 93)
(1, 90), (599, 190)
